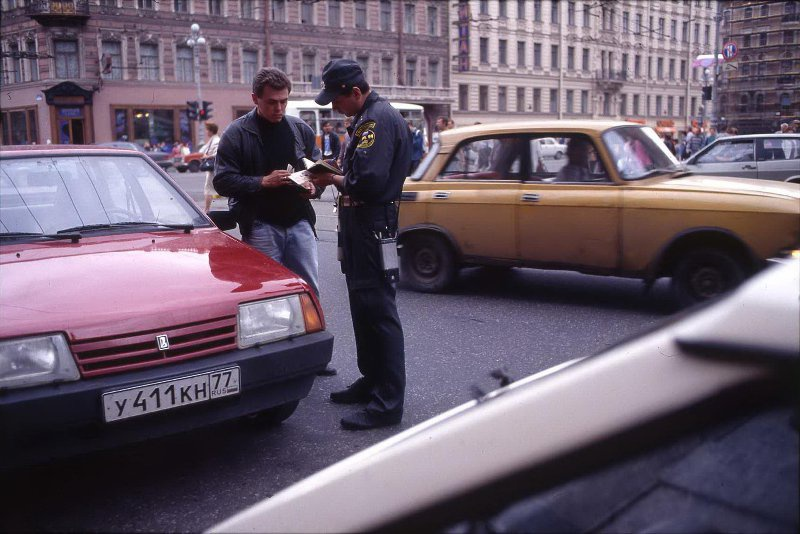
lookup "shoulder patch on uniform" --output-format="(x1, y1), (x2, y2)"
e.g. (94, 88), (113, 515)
(354, 120), (377, 149)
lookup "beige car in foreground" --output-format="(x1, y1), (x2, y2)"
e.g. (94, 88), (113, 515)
(398, 121), (800, 305)
(211, 259), (799, 533)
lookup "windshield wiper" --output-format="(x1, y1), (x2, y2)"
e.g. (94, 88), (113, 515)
(57, 222), (194, 234)
(1, 231), (81, 243)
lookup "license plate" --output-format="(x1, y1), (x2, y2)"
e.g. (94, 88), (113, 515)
(102, 367), (240, 423)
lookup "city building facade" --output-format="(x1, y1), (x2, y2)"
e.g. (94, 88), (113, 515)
(450, 0), (720, 134)
(0, 0), (450, 147)
(716, 0), (799, 133)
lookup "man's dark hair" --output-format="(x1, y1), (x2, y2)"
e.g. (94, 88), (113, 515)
(252, 67), (292, 97)
(322, 121), (332, 127)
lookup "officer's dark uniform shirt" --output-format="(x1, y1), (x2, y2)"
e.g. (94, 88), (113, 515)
(342, 91), (412, 205)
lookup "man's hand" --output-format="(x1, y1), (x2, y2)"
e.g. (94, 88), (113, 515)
(311, 172), (343, 188)
(261, 170), (291, 188)
(299, 180), (316, 199)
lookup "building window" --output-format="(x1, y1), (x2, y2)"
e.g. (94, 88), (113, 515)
(517, 41), (526, 67)
(354, 1), (367, 28)
(174, 0), (187, 12)
(242, 50), (257, 83)
(518, 0), (525, 18)
(405, 58), (416, 86)
(667, 95), (674, 116)
(479, 0), (488, 15)
(480, 38), (489, 64)
(499, 0), (507, 17)
(680, 59), (686, 80)
(533, 88), (541, 112)
(329, 0), (341, 27)
(427, 6), (437, 35)
(785, 31), (795, 44)
(635, 14), (642, 34)
(551, 44), (559, 69)
(760, 4), (768, 17)
(567, 1), (575, 25)
(479, 85), (488, 111)
(101, 41), (122, 80)
(273, 50), (287, 73)
(679, 96), (685, 116)
(583, 1), (591, 27)
(567, 46), (575, 70)
(208, 0), (221, 15)
(459, 84), (469, 110)
(550, 0), (559, 23)
(619, 93), (626, 116)
(8, 43), (21, 84)
(1, 108), (39, 145)
(658, 17), (665, 36)
(301, 1), (314, 23)
(655, 95), (662, 116)
(403, 3), (415, 33)
(759, 33), (767, 46)
(623, 12), (629, 32)
(566, 89), (574, 113)
(26, 40), (39, 82)
(302, 53), (316, 83)
(582, 48), (590, 71)
(54, 40), (79, 78)
(669, 59), (675, 80)
(534, 43), (542, 68)
(498, 86), (507, 111)
(499, 39), (507, 65)
(380, 0), (392, 30)
(357, 56), (369, 80)
(581, 90), (588, 114)
(175, 45), (193, 82)
(211, 48), (227, 83)
(743, 34), (751, 47)
(634, 55), (641, 77)
(682, 21), (689, 42)
(381, 57), (394, 84)
(693, 23), (699, 43)
(633, 94), (640, 115)
(428, 59), (440, 87)
(272, 0), (286, 21)
(646, 95), (651, 116)
(549, 88), (558, 113)
(138, 0), (153, 9)
(517, 87), (525, 111)
(240, 0), (253, 18)
(534, 0), (542, 21)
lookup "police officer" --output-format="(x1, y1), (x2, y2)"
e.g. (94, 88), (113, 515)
(311, 59), (412, 430)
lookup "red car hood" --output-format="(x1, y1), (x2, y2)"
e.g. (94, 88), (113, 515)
(0, 229), (308, 341)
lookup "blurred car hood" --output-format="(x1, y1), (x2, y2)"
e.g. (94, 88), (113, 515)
(655, 174), (800, 201)
(210, 260), (799, 533)
(0, 229), (306, 340)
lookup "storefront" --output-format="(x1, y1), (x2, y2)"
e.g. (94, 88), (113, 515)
(43, 81), (94, 145)
(0, 107), (39, 145)
(112, 106), (193, 149)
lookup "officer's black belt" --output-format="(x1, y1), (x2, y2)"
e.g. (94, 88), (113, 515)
(339, 196), (397, 208)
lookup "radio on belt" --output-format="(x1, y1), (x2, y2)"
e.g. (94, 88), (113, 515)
(375, 231), (399, 283)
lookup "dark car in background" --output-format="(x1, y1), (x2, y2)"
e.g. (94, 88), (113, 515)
(685, 134), (800, 183)
(97, 141), (175, 170)
(0, 145), (333, 468)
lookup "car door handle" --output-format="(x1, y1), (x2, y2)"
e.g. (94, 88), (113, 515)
(433, 191), (450, 199)
(521, 193), (540, 202)
(742, 165), (757, 170)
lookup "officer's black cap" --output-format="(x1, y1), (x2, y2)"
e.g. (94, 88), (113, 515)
(315, 59), (365, 106)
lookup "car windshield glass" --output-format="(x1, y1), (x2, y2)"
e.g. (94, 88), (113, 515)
(0, 155), (207, 236)
(603, 126), (681, 180)
(410, 141), (440, 180)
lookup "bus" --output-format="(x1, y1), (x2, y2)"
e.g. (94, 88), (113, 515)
(285, 100), (428, 148)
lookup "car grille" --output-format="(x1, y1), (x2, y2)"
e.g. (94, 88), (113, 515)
(71, 315), (237, 378)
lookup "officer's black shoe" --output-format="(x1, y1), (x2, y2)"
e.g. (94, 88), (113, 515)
(340, 410), (402, 431)
(330, 378), (371, 404)
(317, 365), (337, 377)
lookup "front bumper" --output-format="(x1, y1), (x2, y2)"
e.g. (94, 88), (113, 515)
(0, 330), (333, 469)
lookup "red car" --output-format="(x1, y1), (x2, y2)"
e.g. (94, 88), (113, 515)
(0, 145), (333, 468)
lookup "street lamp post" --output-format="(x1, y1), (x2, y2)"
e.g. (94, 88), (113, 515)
(187, 23), (206, 147)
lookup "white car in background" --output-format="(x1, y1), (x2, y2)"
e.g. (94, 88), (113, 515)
(533, 137), (567, 159)
(211, 259), (799, 534)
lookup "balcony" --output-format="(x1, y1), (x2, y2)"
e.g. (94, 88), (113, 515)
(594, 69), (627, 91)
(26, 0), (90, 25)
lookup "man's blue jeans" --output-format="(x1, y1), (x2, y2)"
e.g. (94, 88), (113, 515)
(246, 219), (320, 296)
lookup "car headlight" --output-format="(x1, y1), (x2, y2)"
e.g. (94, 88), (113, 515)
(238, 295), (314, 348)
(0, 334), (80, 390)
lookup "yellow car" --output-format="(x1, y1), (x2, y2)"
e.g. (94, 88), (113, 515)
(399, 121), (800, 305)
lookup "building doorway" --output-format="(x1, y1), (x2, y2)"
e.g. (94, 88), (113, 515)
(57, 107), (85, 144)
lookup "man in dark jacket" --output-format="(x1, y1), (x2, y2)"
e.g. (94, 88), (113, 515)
(213, 67), (335, 376)
(310, 59), (412, 430)
(320, 121), (341, 161)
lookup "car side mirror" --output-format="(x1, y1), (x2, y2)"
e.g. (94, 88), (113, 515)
(208, 210), (237, 231)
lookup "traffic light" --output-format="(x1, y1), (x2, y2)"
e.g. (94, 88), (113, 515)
(186, 100), (199, 120)
(702, 86), (712, 101)
(200, 100), (213, 121)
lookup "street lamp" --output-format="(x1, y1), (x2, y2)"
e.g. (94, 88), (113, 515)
(187, 23), (206, 146)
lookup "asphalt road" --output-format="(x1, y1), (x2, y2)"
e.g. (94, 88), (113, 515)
(2, 173), (677, 532)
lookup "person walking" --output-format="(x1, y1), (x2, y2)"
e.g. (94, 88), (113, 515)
(336, 116), (352, 169)
(310, 59), (412, 430)
(321, 121), (341, 161)
(213, 67), (336, 376)
(199, 122), (221, 213)
(409, 120), (424, 172)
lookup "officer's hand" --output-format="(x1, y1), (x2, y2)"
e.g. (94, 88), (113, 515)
(261, 170), (291, 188)
(311, 172), (338, 187)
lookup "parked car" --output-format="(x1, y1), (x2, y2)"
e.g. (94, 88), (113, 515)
(0, 145), (333, 468)
(532, 136), (567, 159)
(398, 121), (800, 305)
(212, 258), (799, 533)
(97, 141), (175, 170)
(685, 133), (800, 183)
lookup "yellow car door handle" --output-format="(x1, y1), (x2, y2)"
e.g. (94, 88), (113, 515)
(521, 193), (540, 202)
(433, 191), (451, 199)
